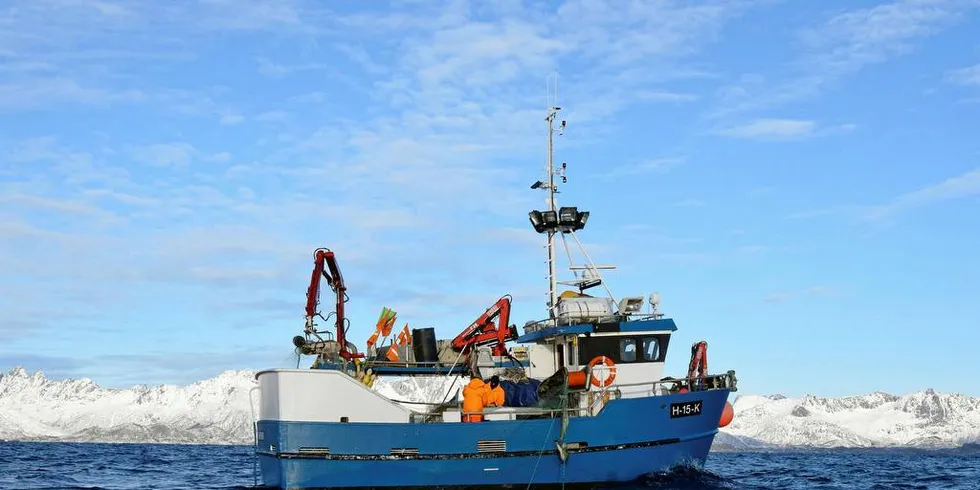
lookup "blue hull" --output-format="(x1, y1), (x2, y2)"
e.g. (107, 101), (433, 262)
(255, 390), (730, 489)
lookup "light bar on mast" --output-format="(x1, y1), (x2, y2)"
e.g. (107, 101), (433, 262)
(528, 207), (588, 234)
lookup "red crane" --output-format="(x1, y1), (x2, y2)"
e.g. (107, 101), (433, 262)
(451, 295), (518, 356)
(305, 248), (362, 361)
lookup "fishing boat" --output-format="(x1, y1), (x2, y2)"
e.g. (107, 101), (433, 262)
(251, 105), (738, 489)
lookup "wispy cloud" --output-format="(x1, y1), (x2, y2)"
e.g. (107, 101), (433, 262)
(129, 142), (197, 167)
(3, 0), (973, 389)
(717, 119), (856, 141)
(863, 167), (980, 223)
(945, 62), (980, 86)
(718, 118), (816, 140)
(601, 157), (687, 180)
(711, 0), (980, 116)
(256, 57), (327, 78)
(764, 285), (833, 304)
(255, 111), (289, 122)
(219, 113), (245, 125)
(672, 199), (707, 208)
(0, 78), (144, 111)
(784, 206), (857, 221)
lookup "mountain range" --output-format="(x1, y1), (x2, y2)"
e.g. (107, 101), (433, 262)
(1, 367), (978, 449)
(717, 390), (980, 450)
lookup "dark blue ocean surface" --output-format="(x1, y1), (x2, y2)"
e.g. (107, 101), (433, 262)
(0, 442), (977, 489)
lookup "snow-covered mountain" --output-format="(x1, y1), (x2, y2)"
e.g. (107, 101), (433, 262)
(0, 366), (463, 445)
(3, 366), (978, 449)
(0, 367), (257, 444)
(720, 390), (980, 449)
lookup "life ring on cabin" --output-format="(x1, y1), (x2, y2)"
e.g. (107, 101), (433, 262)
(588, 356), (617, 388)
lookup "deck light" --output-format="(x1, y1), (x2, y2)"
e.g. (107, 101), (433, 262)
(574, 211), (589, 231)
(541, 210), (558, 229)
(558, 206), (578, 228)
(556, 206), (590, 232)
(528, 210), (545, 233)
(528, 210), (558, 233)
(530, 208), (587, 234)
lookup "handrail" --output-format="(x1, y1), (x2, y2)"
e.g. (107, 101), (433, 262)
(404, 371), (737, 422)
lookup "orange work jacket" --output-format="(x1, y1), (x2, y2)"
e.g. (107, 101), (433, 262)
(484, 385), (505, 408)
(462, 378), (486, 422)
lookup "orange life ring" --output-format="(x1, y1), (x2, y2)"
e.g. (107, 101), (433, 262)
(588, 356), (617, 388)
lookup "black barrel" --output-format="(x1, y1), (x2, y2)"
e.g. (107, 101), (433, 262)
(412, 327), (439, 363)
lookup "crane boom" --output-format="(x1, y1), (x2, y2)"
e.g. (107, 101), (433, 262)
(451, 295), (518, 356)
(305, 248), (361, 360)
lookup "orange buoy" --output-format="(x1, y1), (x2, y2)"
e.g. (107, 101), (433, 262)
(587, 356), (617, 388)
(718, 401), (734, 428)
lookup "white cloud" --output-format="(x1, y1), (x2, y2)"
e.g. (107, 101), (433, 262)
(863, 167), (980, 222)
(0, 77), (145, 111)
(255, 111), (289, 122)
(129, 142), (197, 167)
(0, 194), (122, 224)
(636, 90), (700, 103)
(0, 0), (793, 384)
(220, 113), (245, 125)
(672, 199), (706, 208)
(255, 58), (327, 78)
(946, 62), (980, 86)
(601, 157), (687, 179)
(717, 119), (856, 140)
(719, 118), (816, 140)
(712, 0), (980, 115)
(764, 285), (832, 303)
(204, 152), (232, 163)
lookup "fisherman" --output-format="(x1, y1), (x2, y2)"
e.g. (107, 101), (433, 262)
(462, 372), (487, 422)
(484, 375), (505, 408)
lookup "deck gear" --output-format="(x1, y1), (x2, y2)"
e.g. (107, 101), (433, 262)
(687, 341), (708, 390)
(588, 356), (617, 388)
(303, 248), (363, 361)
(451, 296), (518, 356)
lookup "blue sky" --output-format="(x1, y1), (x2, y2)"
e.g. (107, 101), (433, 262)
(1, 0), (978, 397)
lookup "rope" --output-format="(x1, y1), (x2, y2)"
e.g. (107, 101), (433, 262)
(437, 348), (467, 406)
(525, 415), (557, 489)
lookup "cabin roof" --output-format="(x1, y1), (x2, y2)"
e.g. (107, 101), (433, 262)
(515, 318), (677, 343)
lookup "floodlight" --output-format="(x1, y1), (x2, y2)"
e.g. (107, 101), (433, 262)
(573, 211), (589, 231)
(528, 211), (545, 233)
(618, 296), (645, 315)
(541, 210), (558, 228)
(558, 206), (578, 228)
(530, 180), (544, 189)
(529, 209), (560, 234)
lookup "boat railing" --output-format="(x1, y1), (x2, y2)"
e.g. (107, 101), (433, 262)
(612, 369), (738, 392)
(588, 370), (738, 415)
(404, 370), (736, 423)
(522, 312), (670, 334)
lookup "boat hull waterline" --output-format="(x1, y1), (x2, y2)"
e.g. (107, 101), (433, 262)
(255, 389), (729, 488)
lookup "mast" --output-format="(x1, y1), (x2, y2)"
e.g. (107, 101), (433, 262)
(529, 93), (615, 320)
(546, 106), (559, 314)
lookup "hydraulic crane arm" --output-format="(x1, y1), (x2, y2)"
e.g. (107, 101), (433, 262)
(451, 295), (518, 356)
(305, 248), (361, 360)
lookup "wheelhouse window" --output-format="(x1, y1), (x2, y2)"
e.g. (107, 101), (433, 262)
(619, 338), (636, 362)
(578, 333), (671, 364)
(643, 337), (660, 361)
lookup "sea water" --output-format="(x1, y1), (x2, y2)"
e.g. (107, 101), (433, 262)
(0, 441), (977, 489)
